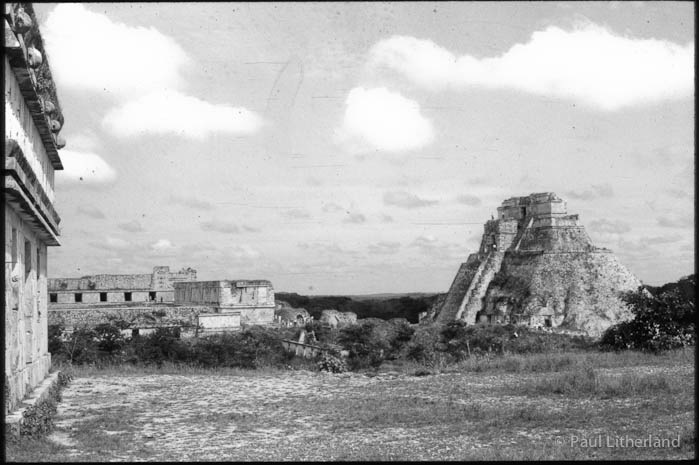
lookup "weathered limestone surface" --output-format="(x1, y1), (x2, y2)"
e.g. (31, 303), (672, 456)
(48, 266), (196, 303)
(48, 305), (214, 332)
(275, 304), (312, 327)
(432, 193), (642, 337)
(175, 280), (276, 325)
(484, 251), (640, 336)
(319, 310), (357, 329)
(5, 2), (65, 416)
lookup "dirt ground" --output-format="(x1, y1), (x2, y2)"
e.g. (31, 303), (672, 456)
(35, 361), (694, 461)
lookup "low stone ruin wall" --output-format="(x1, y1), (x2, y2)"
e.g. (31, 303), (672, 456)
(48, 305), (215, 333)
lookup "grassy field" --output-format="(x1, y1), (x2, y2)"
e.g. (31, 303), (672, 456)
(5, 348), (695, 461)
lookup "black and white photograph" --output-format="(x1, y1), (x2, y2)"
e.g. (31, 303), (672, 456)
(4, 1), (694, 461)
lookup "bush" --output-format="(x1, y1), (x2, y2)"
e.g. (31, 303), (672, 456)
(600, 281), (696, 352)
(338, 322), (390, 370)
(403, 324), (444, 366)
(132, 327), (189, 366)
(48, 324), (65, 358)
(94, 323), (126, 354)
(316, 351), (348, 373)
(62, 327), (100, 365)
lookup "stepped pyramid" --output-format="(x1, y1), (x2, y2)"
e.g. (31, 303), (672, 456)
(429, 193), (642, 337)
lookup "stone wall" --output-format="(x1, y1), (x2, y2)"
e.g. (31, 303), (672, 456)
(5, 207), (51, 415)
(48, 305), (216, 333)
(48, 266), (196, 304)
(434, 256), (481, 323)
(5, 2), (66, 415)
(483, 251), (642, 337)
(174, 280), (275, 309)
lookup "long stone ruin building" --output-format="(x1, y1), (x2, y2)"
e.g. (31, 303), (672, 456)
(48, 271), (277, 337)
(5, 2), (67, 415)
(48, 266), (197, 304)
(428, 193), (642, 337)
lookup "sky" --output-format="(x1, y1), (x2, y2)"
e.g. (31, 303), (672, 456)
(35, 2), (694, 295)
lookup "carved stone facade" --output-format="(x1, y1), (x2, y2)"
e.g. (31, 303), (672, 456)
(431, 193), (642, 337)
(47, 266), (197, 305)
(174, 280), (276, 326)
(5, 2), (66, 415)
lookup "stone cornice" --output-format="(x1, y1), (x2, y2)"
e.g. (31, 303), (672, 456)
(4, 3), (65, 169)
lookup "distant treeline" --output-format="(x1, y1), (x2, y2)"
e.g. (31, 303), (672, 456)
(275, 293), (442, 323)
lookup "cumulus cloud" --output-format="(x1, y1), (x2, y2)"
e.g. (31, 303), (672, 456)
(297, 241), (359, 257)
(57, 150), (117, 184)
(666, 188), (691, 199)
(369, 24), (693, 110)
(657, 215), (693, 229)
(169, 195), (214, 210)
(90, 236), (132, 251)
(281, 208), (312, 220)
(150, 239), (175, 252)
(117, 220), (144, 232)
(589, 219), (631, 234)
(228, 244), (260, 259)
(76, 205), (105, 219)
(336, 87), (433, 153)
(566, 184), (614, 200)
(384, 190), (438, 208)
(322, 202), (345, 213)
(344, 213), (367, 224)
(65, 131), (101, 152)
(640, 234), (684, 245)
(368, 241), (401, 255)
(409, 235), (464, 260)
(102, 90), (264, 139)
(200, 220), (240, 234)
(42, 4), (188, 96)
(456, 194), (482, 206)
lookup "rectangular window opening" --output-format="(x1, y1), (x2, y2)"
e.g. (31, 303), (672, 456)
(49, 293), (57, 303)
(124, 292), (132, 302)
(24, 240), (32, 279)
(11, 228), (18, 265)
(100, 292), (108, 302)
(149, 291), (156, 301)
(74, 293), (82, 303)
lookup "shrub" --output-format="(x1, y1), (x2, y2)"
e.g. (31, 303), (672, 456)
(62, 327), (99, 365)
(132, 327), (189, 366)
(316, 351), (348, 373)
(48, 323), (65, 358)
(600, 282), (696, 352)
(18, 370), (72, 438)
(94, 323), (126, 354)
(403, 324), (444, 366)
(338, 322), (390, 370)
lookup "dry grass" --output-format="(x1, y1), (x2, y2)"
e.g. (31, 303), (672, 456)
(5, 349), (694, 461)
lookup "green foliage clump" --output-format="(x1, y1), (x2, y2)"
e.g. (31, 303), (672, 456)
(600, 276), (695, 352)
(276, 293), (437, 323)
(338, 322), (390, 370)
(336, 319), (417, 370)
(316, 352), (348, 373)
(401, 322), (594, 367)
(49, 324), (294, 370)
(18, 370), (72, 438)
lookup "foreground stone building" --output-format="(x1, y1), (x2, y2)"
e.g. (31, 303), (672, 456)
(5, 2), (66, 415)
(429, 193), (642, 337)
(48, 266), (196, 304)
(174, 280), (276, 327)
